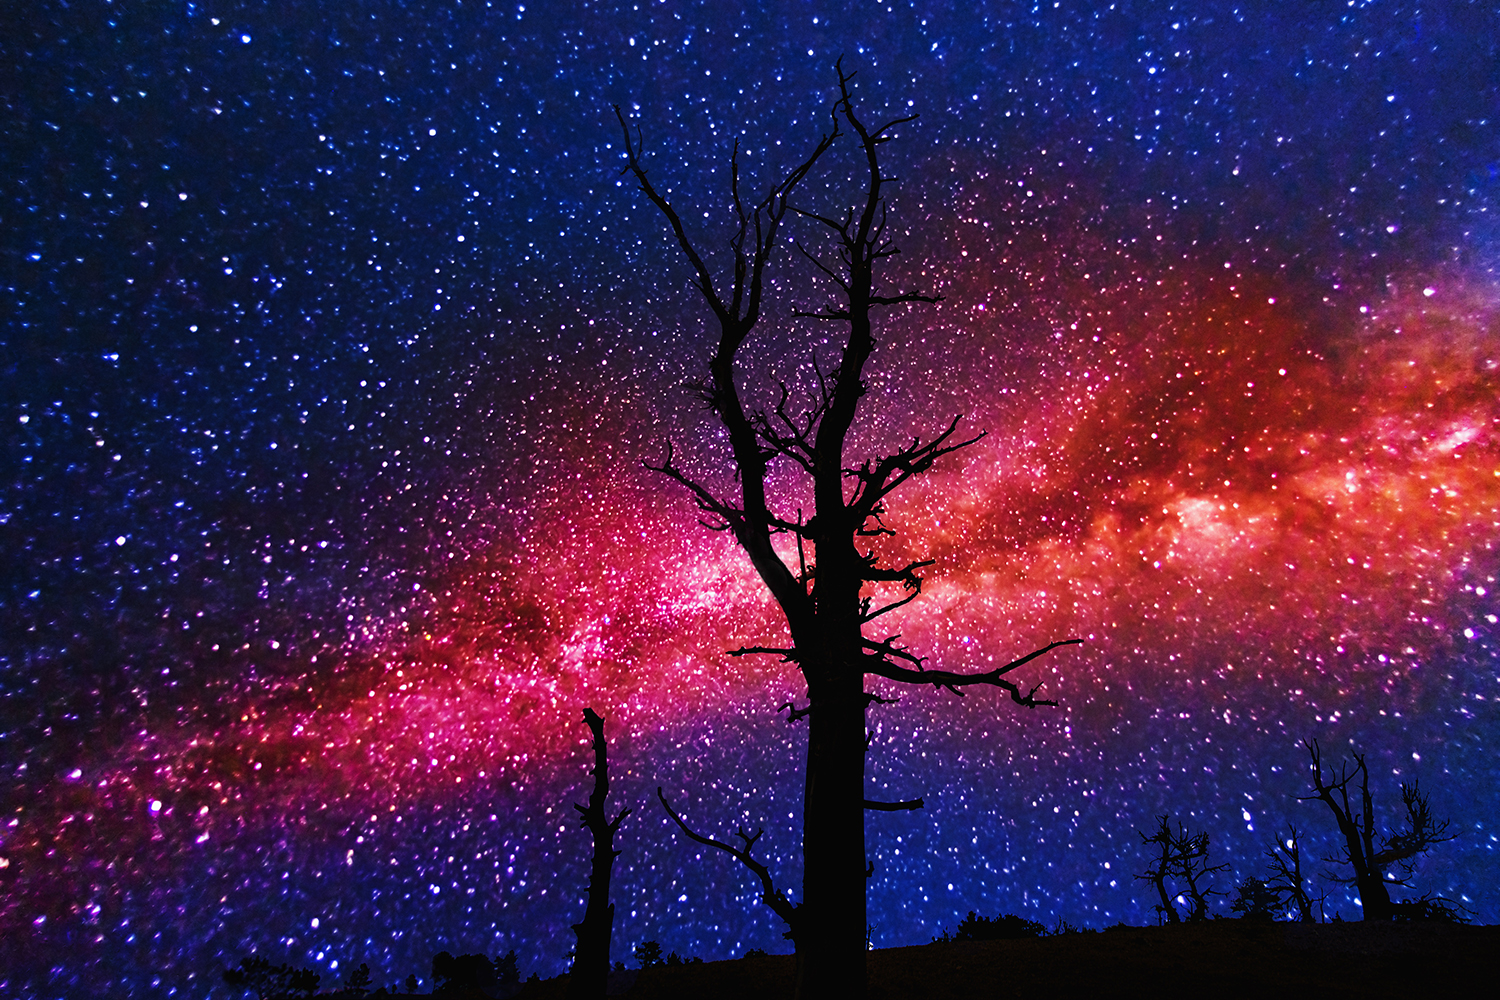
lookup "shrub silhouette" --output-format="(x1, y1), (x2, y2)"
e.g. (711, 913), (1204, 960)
(1391, 895), (1469, 923)
(936, 911), (1046, 942)
(1231, 877), (1280, 921)
(222, 956), (320, 998)
(432, 950), (515, 994)
(337, 962), (372, 997)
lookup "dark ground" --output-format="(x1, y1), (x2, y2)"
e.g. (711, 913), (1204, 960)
(506, 921), (1498, 999)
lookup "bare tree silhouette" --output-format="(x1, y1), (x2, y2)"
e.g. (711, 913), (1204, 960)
(1264, 823), (1320, 922)
(618, 60), (1081, 998)
(1136, 815), (1228, 923)
(1301, 739), (1456, 921)
(1137, 816), (1182, 925)
(568, 708), (630, 1000)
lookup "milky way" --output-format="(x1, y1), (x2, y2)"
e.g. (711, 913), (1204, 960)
(3, 3), (1498, 997)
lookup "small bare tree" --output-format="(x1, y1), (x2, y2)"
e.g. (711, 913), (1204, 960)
(567, 709), (630, 1000)
(1138, 816), (1181, 925)
(618, 61), (1081, 999)
(1301, 739), (1455, 921)
(1136, 815), (1228, 923)
(1264, 823), (1320, 922)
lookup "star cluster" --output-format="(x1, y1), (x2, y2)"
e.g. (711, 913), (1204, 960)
(3, 2), (1498, 997)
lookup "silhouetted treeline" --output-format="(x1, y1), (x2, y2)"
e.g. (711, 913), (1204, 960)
(432, 949), (519, 995)
(223, 956), (320, 998)
(223, 948), (520, 998)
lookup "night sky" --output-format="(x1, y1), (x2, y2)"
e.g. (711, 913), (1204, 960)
(4, 1), (1499, 996)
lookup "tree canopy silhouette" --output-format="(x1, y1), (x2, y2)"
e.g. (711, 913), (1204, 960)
(1230, 877), (1280, 922)
(222, 956), (320, 999)
(431, 950), (516, 995)
(618, 60), (1081, 999)
(633, 940), (663, 968)
(337, 962), (372, 997)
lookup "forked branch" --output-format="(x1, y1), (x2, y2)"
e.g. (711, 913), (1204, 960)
(729, 645), (799, 661)
(643, 439), (742, 532)
(848, 415), (985, 518)
(657, 788), (800, 936)
(860, 556), (934, 589)
(620, 103), (837, 623)
(778, 701), (813, 724)
(614, 106), (836, 329)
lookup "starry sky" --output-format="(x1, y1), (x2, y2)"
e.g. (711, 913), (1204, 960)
(3, 1), (1499, 996)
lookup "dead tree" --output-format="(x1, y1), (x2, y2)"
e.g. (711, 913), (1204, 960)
(1264, 824), (1320, 922)
(1135, 815), (1228, 923)
(1172, 825), (1228, 921)
(1137, 817), (1181, 924)
(618, 61), (1081, 999)
(567, 708), (630, 1000)
(1301, 739), (1455, 921)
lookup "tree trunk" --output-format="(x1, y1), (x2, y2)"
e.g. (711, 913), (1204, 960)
(568, 708), (625, 1000)
(794, 672), (868, 999)
(1355, 870), (1394, 921)
(567, 889), (614, 999)
(1355, 776), (1396, 921)
(1153, 875), (1180, 924)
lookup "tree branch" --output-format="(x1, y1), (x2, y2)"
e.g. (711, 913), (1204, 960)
(794, 240), (852, 292)
(860, 589), (922, 623)
(791, 307), (853, 321)
(864, 639), (1082, 707)
(728, 645), (799, 661)
(657, 788), (800, 935)
(868, 292), (943, 307)
(863, 798), (923, 811)
(860, 557), (934, 588)
(643, 439), (742, 531)
(862, 635), (927, 671)
(619, 104), (837, 625)
(616, 107), (728, 327)
(778, 701), (813, 724)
